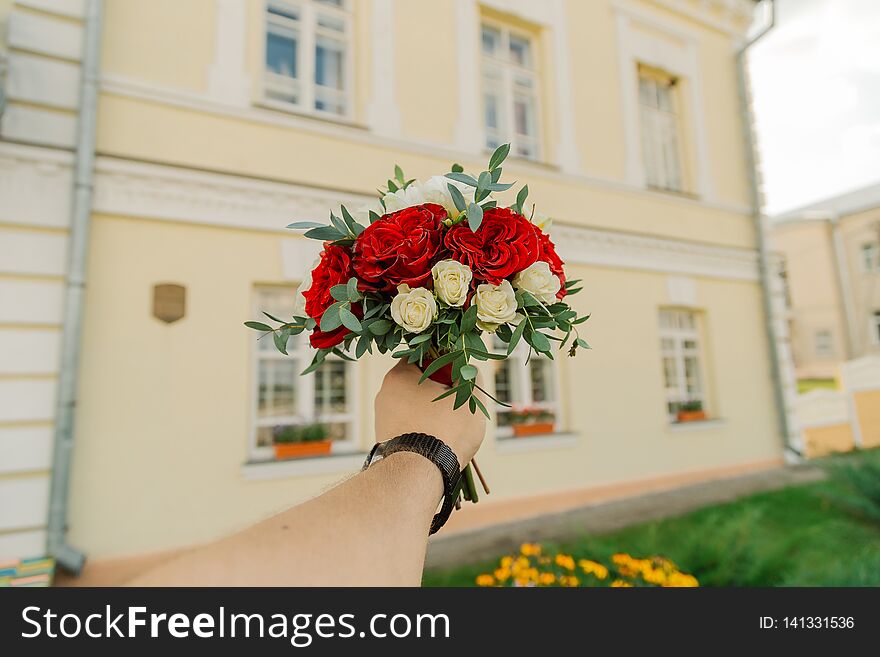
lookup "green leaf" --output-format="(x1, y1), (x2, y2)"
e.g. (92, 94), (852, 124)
(387, 179), (399, 192)
(340, 206), (365, 236)
(331, 212), (350, 236)
(368, 319), (393, 335)
(419, 350), (462, 383)
(475, 171), (492, 202)
(487, 181), (515, 192)
(447, 183), (467, 212)
(460, 304), (478, 334)
(394, 164), (405, 183)
(304, 226), (345, 241)
(433, 384), (466, 402)
(356, 335), (371, 358)
(320, 303), (343, 332)
(507, 319), (526, 354)
(467, 348), (506, 360)
(515, 185), (529, 214)
(460, 364), (478, 381)
(385, 331), (401, 350)
(346, 277), (361, 301)
(273, 329), (290, 355)
(446, 172), (479, 187)
(576, 338), (591, 349)
(262, 311), (286, 323)
(331, 347), (356, 362)
(529, 329), (551, 353)
(488, 143), (511, 171)
(409, 332), (433, 345)
(330, 284), (349, 302)
(454, 383), (472, 410)
(490, 167), (502, 183)
(471, 394), (490, 419)
(451, 163), (464, 173)
(463, 330), (485, 353)
(339, 305), (362, 333)
(244, 321), (273, 331)
(287, 221), (327, 229)
(467, 202), (483, 232)
(369, 210), (382, 224)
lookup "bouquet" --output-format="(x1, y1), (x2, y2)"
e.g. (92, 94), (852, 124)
(247, 144), (589, 506)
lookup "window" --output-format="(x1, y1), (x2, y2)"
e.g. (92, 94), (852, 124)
(481, 23), (540, 160)
(490, 335), (559, 437)
(639, 66), (683, 193)
(815, 330), (833, 357)
(872, 311), (880, 345)
(251, 287), (357, 461)
(659, 310), (707, 422)
(861, 242), (880, 272)
(264, 0), (351, 117)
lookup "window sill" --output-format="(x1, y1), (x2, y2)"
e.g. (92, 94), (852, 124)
(666, 418), (726, 433)
(254, 99), (368, 131)
(241, 451), (366, 481)
(645, 185), (700, 201)
(495, 432), (579, 454)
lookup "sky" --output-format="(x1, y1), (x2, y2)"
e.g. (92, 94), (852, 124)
(749, 0), (880, 215)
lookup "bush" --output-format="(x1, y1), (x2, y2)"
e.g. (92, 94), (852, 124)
(825, 451), (880, 526)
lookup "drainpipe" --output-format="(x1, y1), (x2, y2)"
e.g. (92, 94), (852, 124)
(47, 0), (103, 575)
(735, 1), (799, 457)
(828, 214), (858, 359)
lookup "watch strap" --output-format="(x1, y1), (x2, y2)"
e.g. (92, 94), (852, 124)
(362, 432), (462, 534)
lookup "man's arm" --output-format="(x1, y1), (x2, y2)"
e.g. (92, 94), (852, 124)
(128, 363), (485, 586)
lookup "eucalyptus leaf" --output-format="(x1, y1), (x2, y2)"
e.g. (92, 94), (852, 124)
(461, 304), (478, 334)
(346, 277), (361, 301)
(320, 303), (343, 332)
(515, 185), (529, 214)
(367, 319), (393, 335)
(507, 319), (526, 354)
(447, 183), (467, 212)
(446, 172), (479, 187)
(273, 329), (290, 355)
(304, 226), (345, 241)
(467, 202), (483, 232)
(339, 306), (362, 333)
(488, 143), (511, 171)
(244, 321), (272, 332)
(369, 210), (382, 224)
(460, 364), (478, 381)
(287, 221), (327, 230)
(529, 329), (552, 353)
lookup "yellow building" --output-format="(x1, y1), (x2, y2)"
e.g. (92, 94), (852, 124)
(0, 0), (797, 580)
(772, 183), (880, 381)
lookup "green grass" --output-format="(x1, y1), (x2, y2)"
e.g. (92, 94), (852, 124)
(797, 378), (837, 393)
(423, 450), (880, 587)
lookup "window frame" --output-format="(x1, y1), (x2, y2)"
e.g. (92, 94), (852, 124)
(861, 242), (880, 273)
(871, 311), (880, 346)
(479, 19), (542, 161)
(249, 286), (359, 463)
(658, 309), (708, 423)
(260, 0), (355, 122)
(638, 65), (685, 194)
(814, 329), (833, 357)
(489, 336), (561, 439)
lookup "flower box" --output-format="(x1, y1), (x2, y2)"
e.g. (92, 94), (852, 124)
(273, 440), (333, 460)
(676, 410), (707, 423)
(513, 422), (556, 437)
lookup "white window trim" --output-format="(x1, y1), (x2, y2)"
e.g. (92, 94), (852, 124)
(614, 5), (712, 200)
(659, 309), (708, 423)
(871, 311), (880, 346)
(249, 287), (360, 463)
(490, 339), (562, 439)
(639, 70), (684, 193)
(861, 242), (880, 273)
(258, 0), (355, 123)
(814, 329), (833, 357)
(480, 19), (542, 161)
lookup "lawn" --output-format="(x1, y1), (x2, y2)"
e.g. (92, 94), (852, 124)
(423, 449), (880, 587)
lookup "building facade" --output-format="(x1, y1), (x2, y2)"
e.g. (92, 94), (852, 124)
(0, 0), (794, 578)
(772, 183), (880, 380)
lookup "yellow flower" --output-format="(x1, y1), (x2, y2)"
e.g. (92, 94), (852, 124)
(539, 572), (555, 586)
(578, 559), (609, 580)
(476, 574), (496, 587)
(554, 554), (576, 571)
(520, 543), (542, 557)
(500, 556), (513, 568)
(611, 579), (633, 587)
(494, 567), (511, 582)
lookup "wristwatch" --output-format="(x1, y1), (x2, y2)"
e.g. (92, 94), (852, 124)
(362, 432), (462, 534)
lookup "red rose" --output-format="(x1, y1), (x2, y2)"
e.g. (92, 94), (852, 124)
(303, 243), (354, 319)
(444, 207), (540, 284)
(352, 203), (447, 292)
(536, 229), (567, 299)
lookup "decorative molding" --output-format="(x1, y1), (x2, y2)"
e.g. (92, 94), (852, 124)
(0, 329), (61, 376)
(207, 0), (252, 107)
(553, 223), (759, 281)
(0, 229), (68, 277)
(0, 280), (64, 325)
(0, 143), (73, 229)
(99, 73), (751, 215)
(7, 10), (83, 61)
(639, 0), (754, 37)
(17, 0), (85, 19)
(6, 52), (81, 110)
(549, 0), (580, 173)
(364, 0), (401, 138)
(93, 157), (374, 231)
(0, 528), (47, 560)
(453, 0), (482, 153)
(0, 426), (53, 474)
(0, 105), (77, 148)
(0, 476), (50, 531)
(0, 379), (57, 423)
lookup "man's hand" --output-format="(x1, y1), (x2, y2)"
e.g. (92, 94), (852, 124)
(374, 362), (486, 465)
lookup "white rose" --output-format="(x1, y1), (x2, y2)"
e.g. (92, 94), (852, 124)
(472, 280), (518, 333)
(421, 175), (473, 217)
(532, 212), (553, 231)
(432, 260), (472, 307)
(293, 260), (317, 317)
(512, 261), (561, 304)
(390, 284), (437, 334)
(382, 182), (426, 213)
